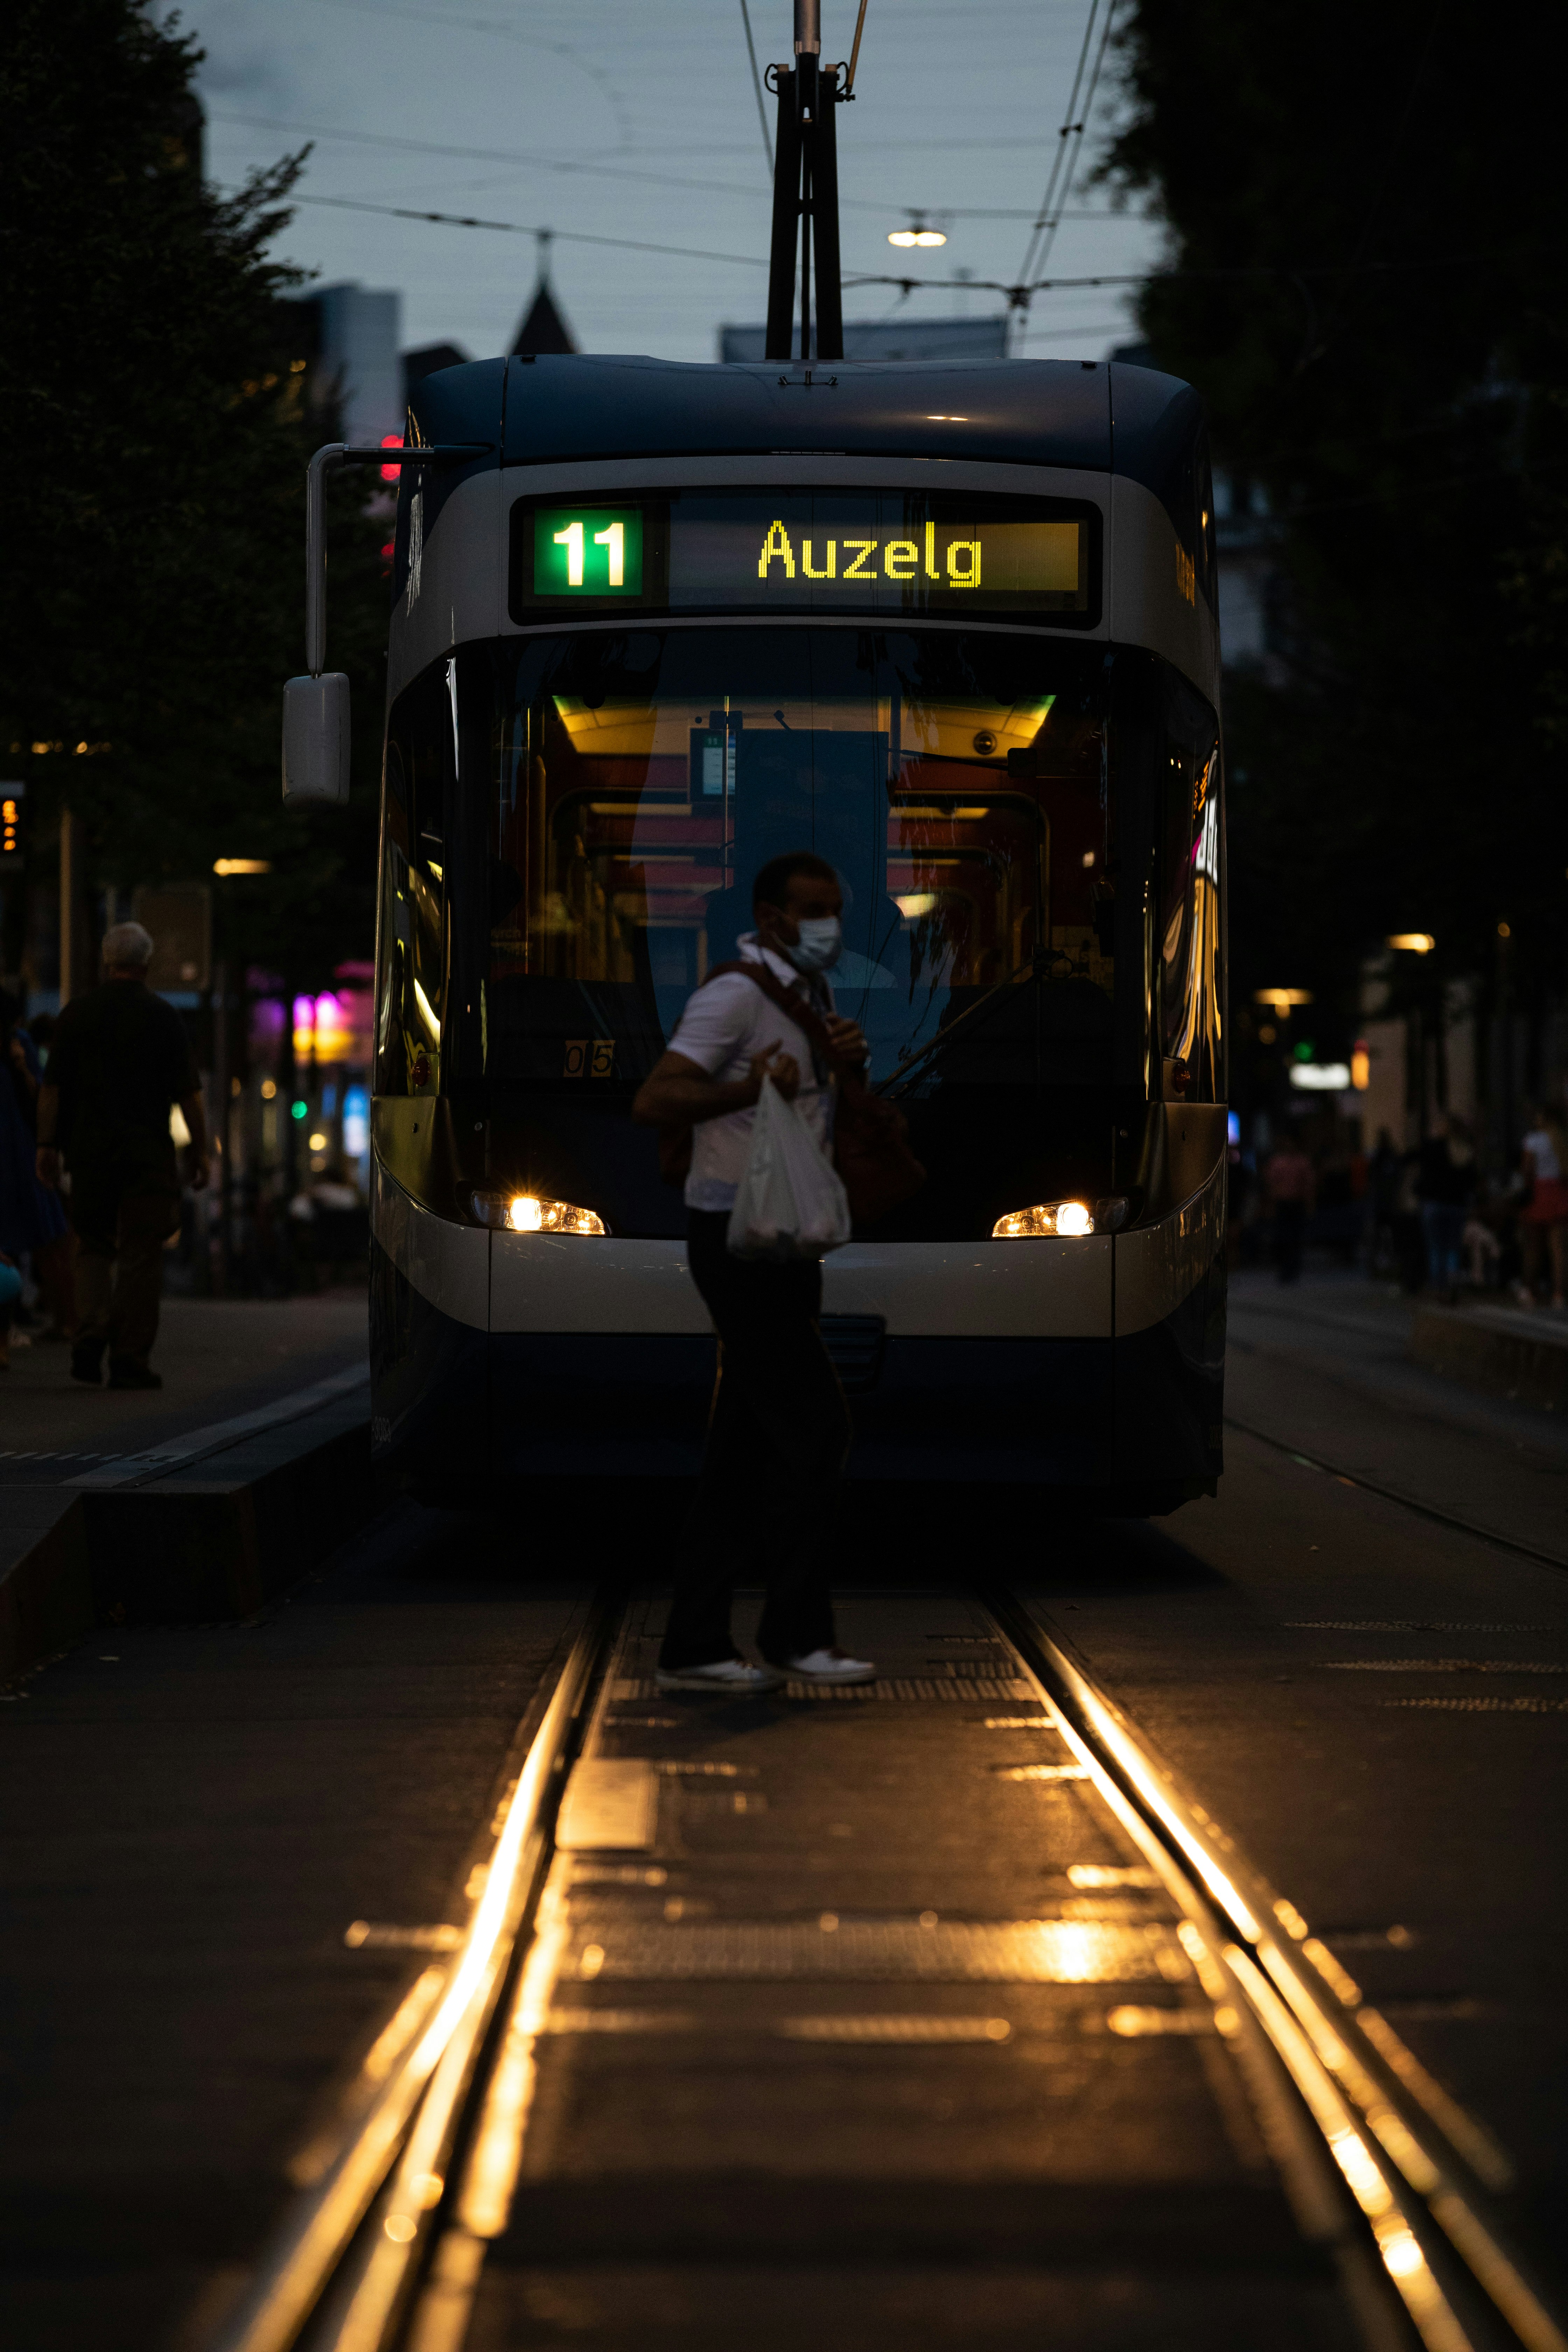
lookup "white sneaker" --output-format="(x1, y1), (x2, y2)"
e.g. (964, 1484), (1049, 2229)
(782, 1647), (877, 1685)
(654, 1658), (785, 1694)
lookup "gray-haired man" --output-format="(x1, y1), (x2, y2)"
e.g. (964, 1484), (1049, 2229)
(35, 923), (208, 1390)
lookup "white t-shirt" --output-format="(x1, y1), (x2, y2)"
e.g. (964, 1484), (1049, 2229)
(1524, 1127), (1563, 1183)
(667, 936), (835, 1210)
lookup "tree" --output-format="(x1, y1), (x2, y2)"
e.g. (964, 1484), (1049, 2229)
(0, 0), (387, 997)
(1103, 1), (1568, 1089)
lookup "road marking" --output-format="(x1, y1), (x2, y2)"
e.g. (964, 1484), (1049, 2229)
(610, 1675), (1036, 1702)
(1103, 2004), (1226, 2037)
(568, 1918), (1186, 1983)
(344, 1921), (463, 1952)
(1069, 1864), (1161, 1888)
(1385, 1696), (1568, 1713)
(778, 2014), (1012, 2043)
(1288, 1621), (1553, 1633)
(543, 2007), (699, 2034)
(1327, 1659), (1568, 1674)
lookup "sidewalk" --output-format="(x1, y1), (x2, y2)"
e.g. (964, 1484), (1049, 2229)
(2, 1296), (371, 1681)
(1, 1295), (368, 1479)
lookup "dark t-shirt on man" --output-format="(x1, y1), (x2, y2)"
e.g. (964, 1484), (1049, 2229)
(49, 979), (198, 1181)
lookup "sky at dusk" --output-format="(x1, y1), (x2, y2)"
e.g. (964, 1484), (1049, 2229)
(175, 0), (1166, 366)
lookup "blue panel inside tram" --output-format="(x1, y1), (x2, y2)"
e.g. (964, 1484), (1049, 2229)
(473, 624), (1121, 1239)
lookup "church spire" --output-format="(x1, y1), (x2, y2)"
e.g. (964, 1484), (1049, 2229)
(510, 229), (578, 357)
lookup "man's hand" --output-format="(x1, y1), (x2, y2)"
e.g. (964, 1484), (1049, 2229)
(188, 1152), (211, 1193)
(822, 1014), (868, 1069)
(35, 1146), (61, 1190)
(746, 1042), (800, 1103)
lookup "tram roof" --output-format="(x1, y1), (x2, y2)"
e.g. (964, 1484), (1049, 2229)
(407, 354), (1205, 526)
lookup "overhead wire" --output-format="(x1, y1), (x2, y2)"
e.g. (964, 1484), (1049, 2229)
(1014, 0), (1101, 287)
(1016, 0), (1119, 293)
(283, 192), (770, 271)
(207, 111), (1147, 222)
(738, 1), (774, 177)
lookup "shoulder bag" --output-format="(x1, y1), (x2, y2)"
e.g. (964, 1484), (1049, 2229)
(657, 961), (925, 1223)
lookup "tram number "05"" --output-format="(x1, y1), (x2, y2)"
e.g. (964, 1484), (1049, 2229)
(564, 1039), (616, 1079)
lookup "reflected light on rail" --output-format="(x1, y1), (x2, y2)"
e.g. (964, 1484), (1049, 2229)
(994, 1200), (1094, 1238)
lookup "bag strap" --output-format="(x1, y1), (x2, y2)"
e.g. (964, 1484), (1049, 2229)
(695, 957), (843, 1067)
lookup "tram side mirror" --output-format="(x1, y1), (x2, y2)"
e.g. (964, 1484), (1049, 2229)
(282, 672), (351, 808)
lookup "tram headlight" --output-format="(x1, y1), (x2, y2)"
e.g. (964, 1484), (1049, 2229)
(992, 1204), (1105, 1242)
(468, 1189), (607, 1236)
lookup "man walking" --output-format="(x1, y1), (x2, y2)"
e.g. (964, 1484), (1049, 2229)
(633, 852), (876, 1693)
(35, 922), (208, 1390)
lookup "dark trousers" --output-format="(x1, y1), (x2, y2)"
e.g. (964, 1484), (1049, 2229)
(69, 1166), (180, 1372)
(1273, 1198), (1307, 1284)
(659, 1210), (852, 1670)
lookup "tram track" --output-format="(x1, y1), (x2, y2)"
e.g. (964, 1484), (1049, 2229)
(1223, 1414), (1568, 1576)
(989, 1591), (1568, 2352)
(207, 1590), (622, 2352)
(204, 1581), (1567, 2352)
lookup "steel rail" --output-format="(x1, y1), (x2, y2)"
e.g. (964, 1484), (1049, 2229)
(987, 1586), (1568, 2352)
(1223, 1413), (1568, 1575)
(204, 1590), (619, 2352)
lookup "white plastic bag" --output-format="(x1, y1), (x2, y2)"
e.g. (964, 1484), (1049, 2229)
(727, 1077), (852, 1260)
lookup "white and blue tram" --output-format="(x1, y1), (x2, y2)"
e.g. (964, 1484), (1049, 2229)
(292, 353), (1227, 1511)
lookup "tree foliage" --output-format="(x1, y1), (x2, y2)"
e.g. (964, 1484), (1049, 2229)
(1103, 0), (1568, 1047)
(0, 0), (388, 992)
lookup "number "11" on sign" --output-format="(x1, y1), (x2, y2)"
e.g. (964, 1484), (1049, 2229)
(553, 519), (624, 587)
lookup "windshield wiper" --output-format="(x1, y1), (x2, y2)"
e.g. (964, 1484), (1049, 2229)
(875, 947), (1077, 1100)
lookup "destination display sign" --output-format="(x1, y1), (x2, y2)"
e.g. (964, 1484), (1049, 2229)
(509, 491), (1098, 624)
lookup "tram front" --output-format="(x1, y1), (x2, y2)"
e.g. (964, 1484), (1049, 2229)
(367, 357), (1226, 1509)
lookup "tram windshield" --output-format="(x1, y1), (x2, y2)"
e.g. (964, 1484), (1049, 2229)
(485, 625), (1113, 1095)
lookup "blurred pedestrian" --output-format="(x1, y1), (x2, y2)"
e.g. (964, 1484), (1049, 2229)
(0, 1249), (22, 1369)
(1462, 1211), (1502, 1291)
(633, 850), (876, 1691)
(1514, 1104), (1568, 1311)
(0, 990), (73, 1337)
(1416, 1113), (1476, 1304)
(34, 922), (209, 1389)
(1367, 1126), (1401, 1277)
(1264, 1130), (1315, 1284)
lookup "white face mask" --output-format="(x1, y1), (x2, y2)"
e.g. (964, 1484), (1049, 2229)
(785, 915), (842, 974)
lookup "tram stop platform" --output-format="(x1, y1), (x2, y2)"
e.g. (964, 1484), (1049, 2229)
(0, 1296), (372, 1686)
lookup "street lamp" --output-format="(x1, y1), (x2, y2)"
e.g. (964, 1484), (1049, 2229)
(1386, 932), (1435, 953)
(889, 215), (946, 248)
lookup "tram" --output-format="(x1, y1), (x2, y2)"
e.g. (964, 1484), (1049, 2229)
(285, 346), (1227, 1512)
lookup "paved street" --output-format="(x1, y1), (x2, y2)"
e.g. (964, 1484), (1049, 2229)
(2, 1278), (1564, 2350)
